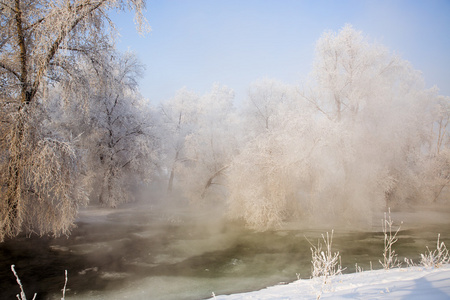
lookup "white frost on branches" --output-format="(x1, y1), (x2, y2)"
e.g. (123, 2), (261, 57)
(225, 25), (449, 231)
(0, 0), (149, 239)
(309, 231), (344, 280)
(420, 234), (450, 268)
(379, 208), (402, 270)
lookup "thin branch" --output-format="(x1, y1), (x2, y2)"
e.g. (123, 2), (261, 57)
(61, 270), (68, 300)
(201, 165), (229, 198)
(14, 0), (29, 104)
(298, 89), (331, 120)
(31, 0), (109, 103)
(0, 61), (20, 80)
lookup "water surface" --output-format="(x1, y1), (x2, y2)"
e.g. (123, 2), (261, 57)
(0, 204), (449, 299)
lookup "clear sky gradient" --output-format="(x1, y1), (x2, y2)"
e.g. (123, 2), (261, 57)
(110, 0), (450, 103)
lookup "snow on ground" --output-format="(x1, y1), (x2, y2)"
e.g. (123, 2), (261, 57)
(210, 265), (450, 300)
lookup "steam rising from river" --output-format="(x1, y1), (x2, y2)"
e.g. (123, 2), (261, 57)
(155, 26), (449, 232)
(66, 201), (450, 300)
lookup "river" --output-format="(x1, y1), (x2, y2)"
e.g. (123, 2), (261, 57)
(0, 203), (449, 299)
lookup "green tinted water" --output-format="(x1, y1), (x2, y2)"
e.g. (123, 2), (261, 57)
(0, 205), (449, 299)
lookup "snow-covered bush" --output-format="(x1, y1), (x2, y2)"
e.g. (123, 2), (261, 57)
(307, 230), (344, 299)
(420, 234), (450, 268)
(309, 230), (343, 281)
(404, 257), (416, 268)
(379, 208), (402, 270)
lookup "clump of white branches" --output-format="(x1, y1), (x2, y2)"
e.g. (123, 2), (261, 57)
(420, 234), (450, 268)
(11, 265), (68, 300)
(379, 208), (402, 270)
(11, 265), (36, 300)
(404, 257), (416, 268)
(309, 230), (344, 281)
(307, 230), (344, 299)
(0, 105), (88, 241)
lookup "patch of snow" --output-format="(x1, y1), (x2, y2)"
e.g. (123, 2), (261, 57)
(209, 265), (450, 299)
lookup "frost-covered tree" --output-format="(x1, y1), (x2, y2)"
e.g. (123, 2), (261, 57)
(159, 88), (200, 192)
(227, 80), (307, 230)
(0, 97), (89, 240)
(305, 25), (443, 211)
(433, 96), (450, 156)
(0, 0), (148, 106)
(227, 25), (448, 230)
(421, 95), (450, 203)
(180, 84), (238, 203)
(308, 24), (403, 122)
(243, 78), (296, 135)
(227, 105), (351, 230)
(83, 52), (158, 207)
(0, 0), (148, 240)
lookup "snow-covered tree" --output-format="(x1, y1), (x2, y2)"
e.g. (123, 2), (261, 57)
(420, 94), (450, 203)
(243, 78), (297, 135)
(0, 0), (148, 240)
(83, 52), (159, 207)
(308, 24), (403, 122)
(0, 97), (89, 240)
(159, 88), (200, 193)
(227, 105), (352, 230)
(226, 25), (448, 230)
(180, 84), (238, 203)
(227, 80), (308, 230)
(305, 25), (443, 211)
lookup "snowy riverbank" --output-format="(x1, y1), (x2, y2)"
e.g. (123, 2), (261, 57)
(209, 265), (450, 299)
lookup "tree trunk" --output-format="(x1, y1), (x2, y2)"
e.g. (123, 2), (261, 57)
(167, 166), (175, 192)
(3, 114), (25, 238)
(334, 93), (341, 121)
(167, 150), (179, 192)
(201, 165), (229, 198)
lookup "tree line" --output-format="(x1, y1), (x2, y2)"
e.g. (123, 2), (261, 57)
(1, 0), (448, 240)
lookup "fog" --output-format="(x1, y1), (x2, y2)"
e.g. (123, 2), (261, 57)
(156, 25), (449, 231)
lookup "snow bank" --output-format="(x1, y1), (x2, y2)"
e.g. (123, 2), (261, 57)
(210, 265), (450, 299)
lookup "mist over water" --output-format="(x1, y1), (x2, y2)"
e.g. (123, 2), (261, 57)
(1, 197), (449, 299)
(155, 25), (449, 232)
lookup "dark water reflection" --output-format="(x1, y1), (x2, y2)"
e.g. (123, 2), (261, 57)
(0, 204), (449, 299)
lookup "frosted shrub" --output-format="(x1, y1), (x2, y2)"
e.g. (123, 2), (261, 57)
(11, 265), (68, 300)
(309, 230), (343, 281)
(11, 265), (36, 300)
(404, 257), (416, 268)
(379, 208), (402, 270)
(420, 234), (450, 268)
(226, 133), (294, 231)
(307, 230), (344, 299)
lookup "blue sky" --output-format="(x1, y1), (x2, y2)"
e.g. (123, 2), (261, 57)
(110, 0), (450, 103)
